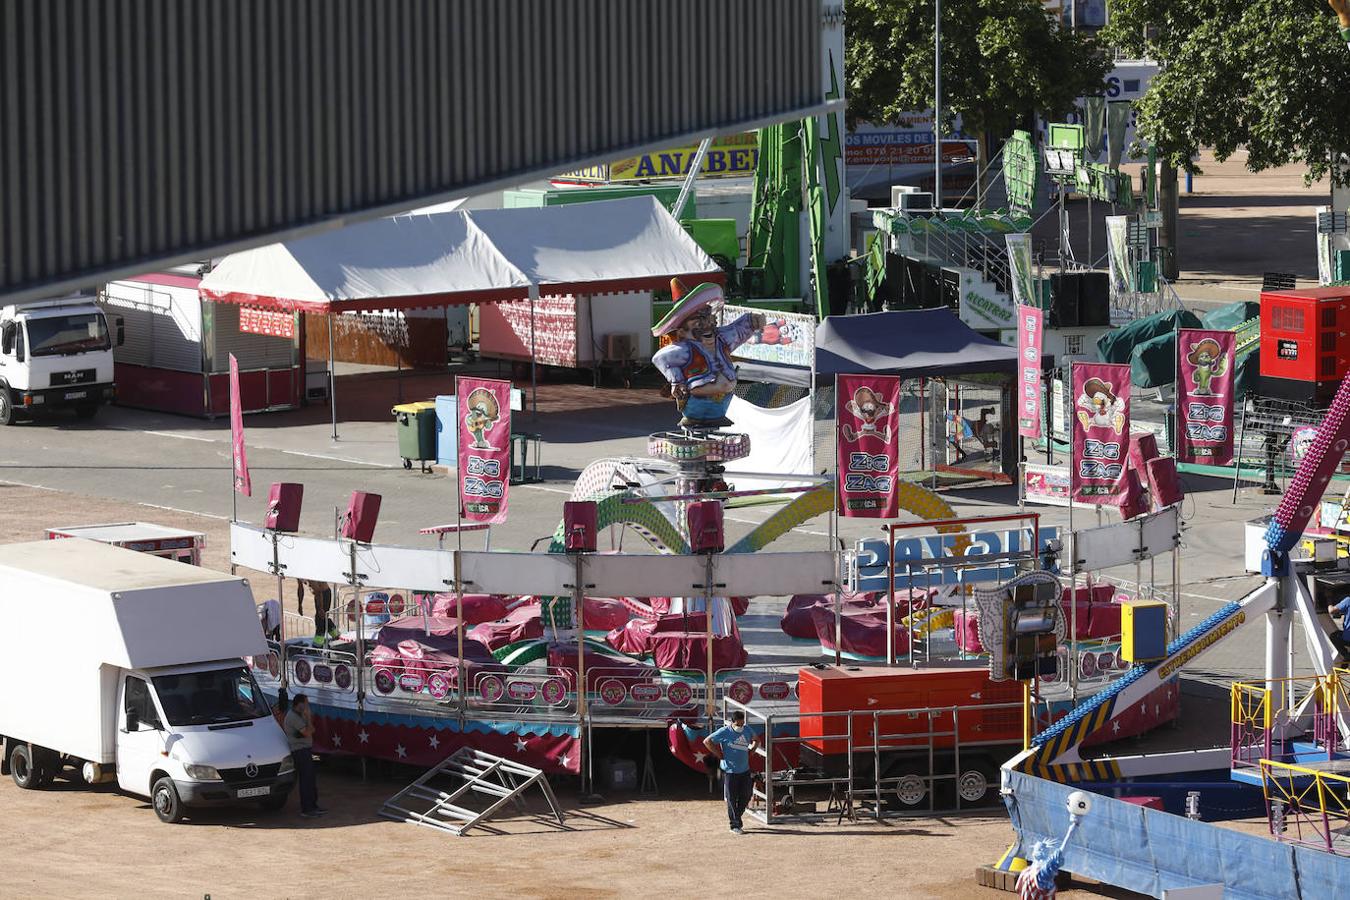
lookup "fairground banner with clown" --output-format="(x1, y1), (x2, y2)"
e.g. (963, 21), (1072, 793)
(1176, 328), (1235, 465)
(1070, 362), (1130, 504)
(456, 376), (512, 524)
(836, 374), (902, 517)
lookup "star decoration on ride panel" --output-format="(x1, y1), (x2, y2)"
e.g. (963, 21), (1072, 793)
(429, 735), (440, 749)
(395, 744), (407, 759)
(514, 737), (528, 753)
(332, 735), (342, 748)
(357, 730), (369, 744)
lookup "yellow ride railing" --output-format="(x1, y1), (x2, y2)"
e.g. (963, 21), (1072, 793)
(1260, 758), (1350, 854)
(1231, 680), (1323, 771)
(1230, 681), (1272, 770)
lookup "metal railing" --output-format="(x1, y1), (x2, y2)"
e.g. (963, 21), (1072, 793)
(1230, 675), (1333, 772)
(1261, 759), (1350, 854)
(733, 697), (1026, 824)
(286, 644), (359, 694)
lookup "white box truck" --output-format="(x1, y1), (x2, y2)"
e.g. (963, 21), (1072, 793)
(0, 293), (122, 424)
(0, 539), (295, 823)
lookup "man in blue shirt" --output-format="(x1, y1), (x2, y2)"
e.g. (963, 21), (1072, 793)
(704, 710), (758, 833)
(1330, 595), (1350, 666)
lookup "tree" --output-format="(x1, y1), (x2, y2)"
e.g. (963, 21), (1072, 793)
(847, 0), (1111, 206)
(1103, 0), (1350, 184)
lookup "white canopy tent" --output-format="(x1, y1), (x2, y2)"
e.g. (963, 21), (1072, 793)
(199, 196), (723, 434)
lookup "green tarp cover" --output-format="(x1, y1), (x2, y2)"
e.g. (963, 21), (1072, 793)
(1097, 308), (1202, 364)
(1201, 301), (1260, 332)
(1129, 317), (1261, 392)
(1130, 330), (1178, 388)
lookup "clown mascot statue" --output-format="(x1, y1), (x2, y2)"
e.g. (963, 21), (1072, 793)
(652, 279), (764, 430)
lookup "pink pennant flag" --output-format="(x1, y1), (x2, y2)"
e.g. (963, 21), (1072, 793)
(229, 353), (252, 497)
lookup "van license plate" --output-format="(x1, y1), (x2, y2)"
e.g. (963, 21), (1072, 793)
(237, 786), (270, 798)
(64, 391), (87, 400)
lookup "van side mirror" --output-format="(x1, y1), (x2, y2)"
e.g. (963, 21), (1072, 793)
(126, 710), (140, 732)
(116, 317), (125, 347)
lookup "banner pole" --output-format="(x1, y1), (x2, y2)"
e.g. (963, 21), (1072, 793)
(1067, 362), (1078, 704)
(833, 373), (841, 667)
(453, 375), (465, 719)
(327, 313), (338, 441)
(1174, 327), (1183, 457)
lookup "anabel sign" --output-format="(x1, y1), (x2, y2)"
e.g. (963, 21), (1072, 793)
(854, 526), (1060, 590)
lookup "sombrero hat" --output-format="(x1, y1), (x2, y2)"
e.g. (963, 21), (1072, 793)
(651, 278), (724, 337)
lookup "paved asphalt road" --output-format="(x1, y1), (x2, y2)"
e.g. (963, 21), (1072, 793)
(0, 389), (1307, 688)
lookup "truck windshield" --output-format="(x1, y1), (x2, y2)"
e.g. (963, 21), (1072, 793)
(152, 667), (271, 727)
(25, 313), (110, 357)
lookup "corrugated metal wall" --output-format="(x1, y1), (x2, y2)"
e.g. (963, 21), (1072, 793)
(0, 0), (823, 303)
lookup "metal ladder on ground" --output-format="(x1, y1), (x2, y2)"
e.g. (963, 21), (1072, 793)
(379, 747), (566, 836)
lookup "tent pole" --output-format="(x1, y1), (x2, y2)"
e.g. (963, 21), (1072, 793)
(328, 313), (338, 441)
(530, 285), (538, 419)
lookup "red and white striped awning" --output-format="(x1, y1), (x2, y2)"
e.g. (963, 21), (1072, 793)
(198, 196), (723, 314)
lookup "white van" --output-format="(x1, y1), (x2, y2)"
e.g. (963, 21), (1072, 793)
(0, 539), (295, 822)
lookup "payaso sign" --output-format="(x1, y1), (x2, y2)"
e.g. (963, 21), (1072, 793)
(854, 526), (1060, 590)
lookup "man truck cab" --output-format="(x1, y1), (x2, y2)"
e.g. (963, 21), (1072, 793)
(0, 294), (121, 424)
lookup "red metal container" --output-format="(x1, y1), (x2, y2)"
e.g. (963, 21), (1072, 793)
(797, 665), (1022, 757)
(1259, 287), (1350, 402)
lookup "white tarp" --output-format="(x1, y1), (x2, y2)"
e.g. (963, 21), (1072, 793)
(725, 395), (815, 489)
(199, 196), (721, 313)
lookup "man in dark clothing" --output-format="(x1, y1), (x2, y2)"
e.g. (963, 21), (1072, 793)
(283, 693), (324, 818)
(703, 710), (759, 833)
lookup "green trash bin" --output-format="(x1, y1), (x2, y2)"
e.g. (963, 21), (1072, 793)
(392, 401), (437, 472)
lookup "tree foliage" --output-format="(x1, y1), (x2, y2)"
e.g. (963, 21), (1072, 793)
(846, 0), (1110, 140)
(1104, 0), (1350, 181)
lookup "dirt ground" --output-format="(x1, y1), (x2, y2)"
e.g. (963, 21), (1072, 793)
(0, 483), (1140, 899)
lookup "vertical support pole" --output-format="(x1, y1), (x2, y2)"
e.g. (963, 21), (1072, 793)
(328, 313), (338, 441)
(529, 284), (539, 419)
(832, 373), (842, 666)
(1267, 575), (1292, 735)
(455, 550), (466, 719)
(1068, 364), (1078, 703)
(919, 378), (927, 472)
(704, 552), (717, 722)
(888, 523), (896, 667)
(933, 0), (942, 209)
(575, 551), (587, 722)
(273, 530), (287, 688)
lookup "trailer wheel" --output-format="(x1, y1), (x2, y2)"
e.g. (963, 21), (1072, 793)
(894, 774), (927, 807)
(10, 744), (41, 789)
(957, 768), (991, 804)
(152, 776), (184, 824)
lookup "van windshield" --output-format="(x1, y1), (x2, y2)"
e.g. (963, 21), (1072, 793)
(152, 667), (271, 727)
(25, 313), (110, 357)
